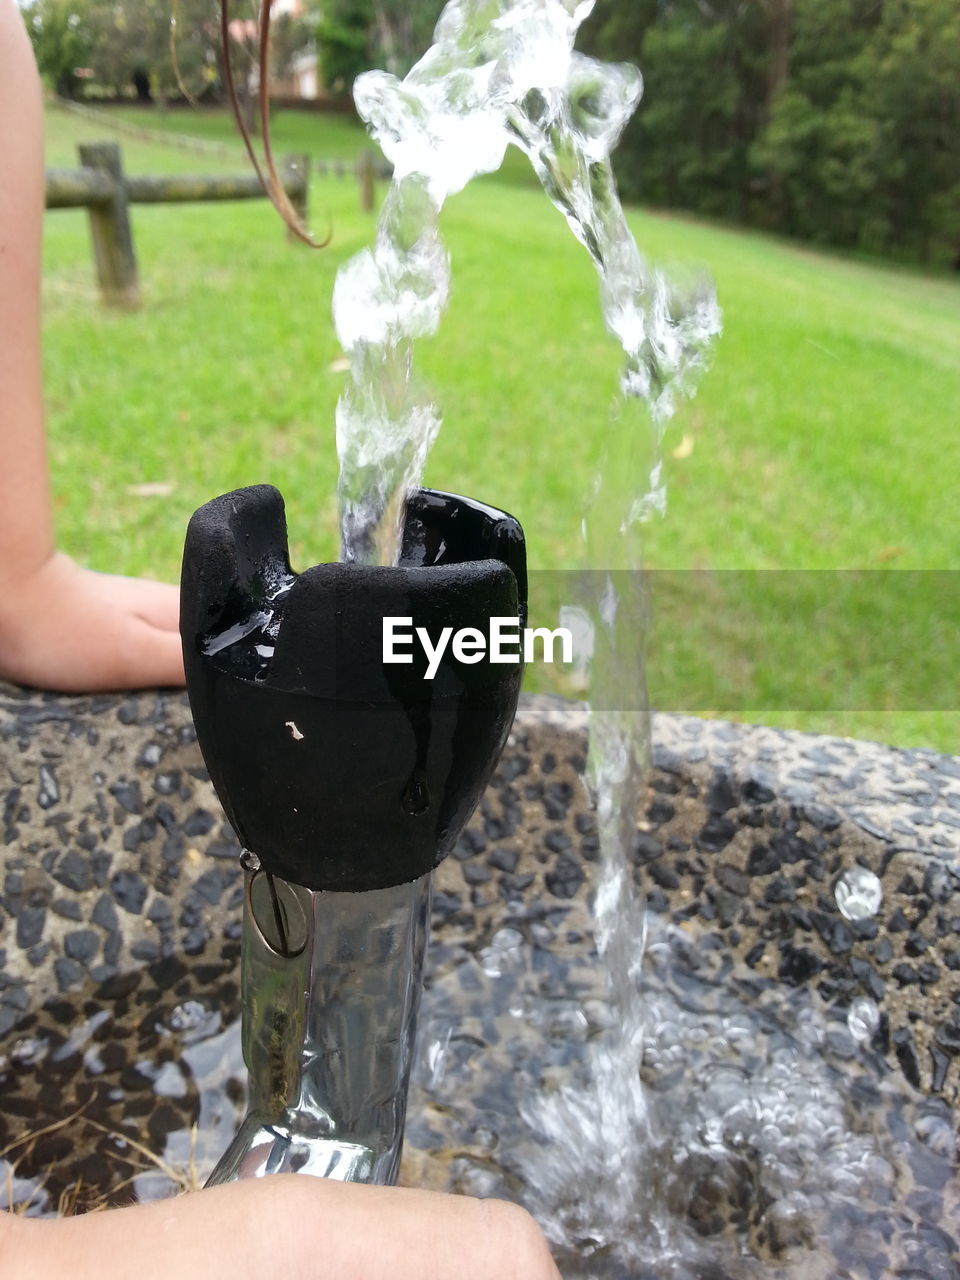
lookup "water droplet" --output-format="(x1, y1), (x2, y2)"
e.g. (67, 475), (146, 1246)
(835, 866), (883, 920)
(11, 1037), (46, 1067)
(914, 1111), (954, 1157)
(402, 773), (430, 816)
(847, 997), (880, 1043)
(37, 763), (59, 810)
(478, 927), (525, 978)
(167, 1000), (222, 1044)
(425, 1027), (452, 1089)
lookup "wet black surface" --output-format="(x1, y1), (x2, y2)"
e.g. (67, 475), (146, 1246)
(0, 689), (958, 1274)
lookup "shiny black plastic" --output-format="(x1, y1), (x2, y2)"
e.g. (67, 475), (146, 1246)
(180, 486), (526, 892)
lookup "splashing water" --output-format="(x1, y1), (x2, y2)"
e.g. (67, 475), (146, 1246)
(333, 0), (721, 1267)
(332, 0), (719, 565)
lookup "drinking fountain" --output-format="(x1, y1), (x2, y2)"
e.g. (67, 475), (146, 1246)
(179, 482), (526, 1184)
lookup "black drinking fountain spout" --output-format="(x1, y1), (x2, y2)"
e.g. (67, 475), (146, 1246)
(180, 483), (526, 1186)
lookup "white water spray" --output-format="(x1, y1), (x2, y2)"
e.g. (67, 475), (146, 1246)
(333, 0), (721, 1268)
(332, 0), (719, 567)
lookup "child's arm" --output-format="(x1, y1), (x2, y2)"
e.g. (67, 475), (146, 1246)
(0, 0), (183, 692)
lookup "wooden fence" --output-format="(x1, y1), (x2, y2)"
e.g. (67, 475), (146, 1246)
(44, 141), (343, 309)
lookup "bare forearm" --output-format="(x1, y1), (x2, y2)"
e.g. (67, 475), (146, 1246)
(3, 1177), (562, 1280)
(0, 4), (184, 692)
(0, 0), (53, 587)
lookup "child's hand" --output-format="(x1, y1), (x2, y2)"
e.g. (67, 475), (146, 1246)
(1, 1175), (562, 1280)
(0, 551), (184, 692)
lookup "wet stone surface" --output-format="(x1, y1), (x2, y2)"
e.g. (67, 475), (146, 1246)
(0, 685), (958, 1275)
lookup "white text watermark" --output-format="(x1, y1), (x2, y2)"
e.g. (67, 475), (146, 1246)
(383, 616), (573, 680)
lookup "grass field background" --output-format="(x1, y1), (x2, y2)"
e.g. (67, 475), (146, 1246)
(40, 103), (960, 751)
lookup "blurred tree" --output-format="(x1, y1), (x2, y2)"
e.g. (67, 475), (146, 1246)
(754, 0), (960, 260)
(369, 0), (440, 75)
(23, 0), (313, 110)
(317, 0), (373, 94)
(760, 0), (793, 111)
(582, 0), (768, 221)
(316, 0), (442, 93)
(24, 0), (222, 100)
(858, 0), (960, 261)
(22, 0), (93, 97)
(582, 0), (960, 264)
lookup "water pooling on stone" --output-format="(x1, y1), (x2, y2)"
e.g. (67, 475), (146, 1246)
(1, 701), (957, 1275)
(3, 850), (956, 1276)
(835, 866), (884, 922)
(411, 914), (960, 1279)
(847, 997), (881, 1045)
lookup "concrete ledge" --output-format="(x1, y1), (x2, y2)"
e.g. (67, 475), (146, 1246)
(0, 683), (957, 1204)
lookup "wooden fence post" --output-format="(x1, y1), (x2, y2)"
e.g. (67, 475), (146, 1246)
(283, 153), (310, 242)
(357, 150), (375, 213)
(77, 142), (141, 309)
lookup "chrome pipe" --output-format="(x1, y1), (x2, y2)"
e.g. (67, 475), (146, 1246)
(207, 852), (432, 1186)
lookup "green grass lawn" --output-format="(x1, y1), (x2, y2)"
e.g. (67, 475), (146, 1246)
(45, 102), (373, 167)
(40, 103), (960, 752)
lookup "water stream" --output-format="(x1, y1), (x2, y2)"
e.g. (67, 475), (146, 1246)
(333, 0), (718, 568)
(331, 0), (722, 1268)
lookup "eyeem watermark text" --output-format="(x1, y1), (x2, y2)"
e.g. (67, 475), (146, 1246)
(383, 617), (573, 680)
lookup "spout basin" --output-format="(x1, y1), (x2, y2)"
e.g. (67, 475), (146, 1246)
(180, 485), (527, 893)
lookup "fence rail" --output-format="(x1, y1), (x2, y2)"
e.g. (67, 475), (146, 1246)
(44, 141), (311, 308)
(47, 169), (307, 208)
(45, 167), (115, 209)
